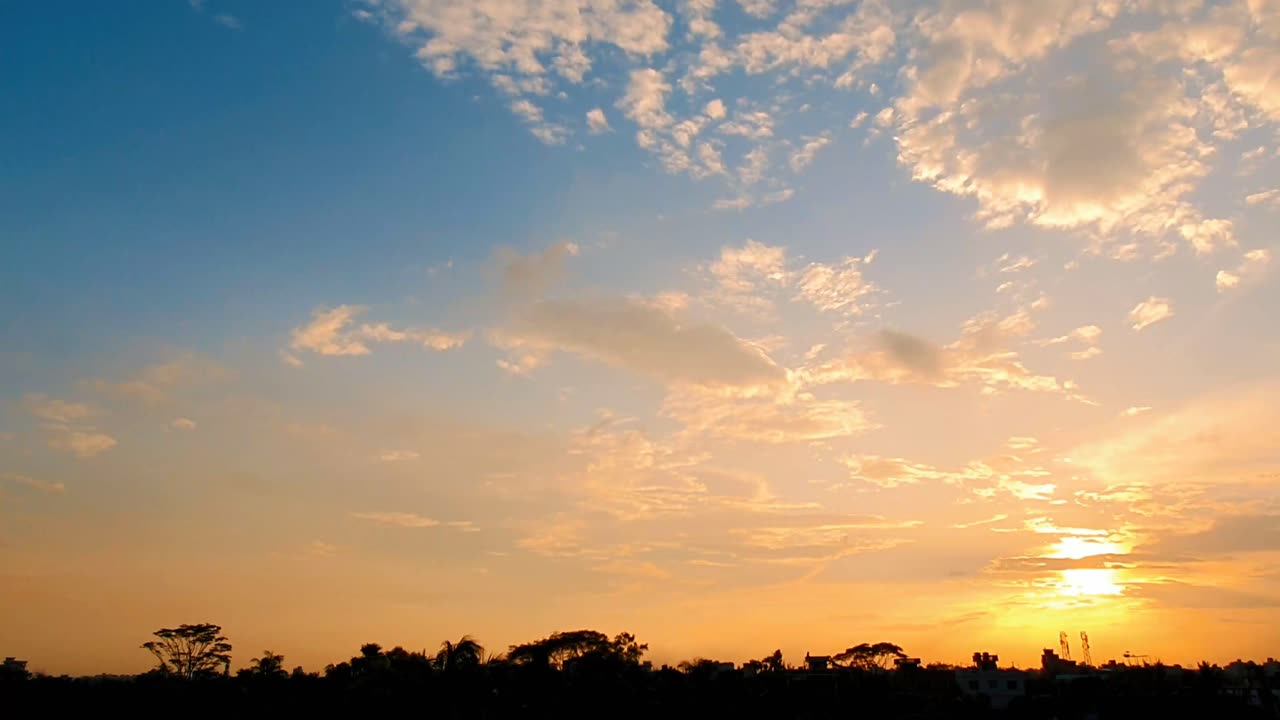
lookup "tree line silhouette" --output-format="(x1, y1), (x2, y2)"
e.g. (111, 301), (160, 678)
(3, 622), (1275, 719)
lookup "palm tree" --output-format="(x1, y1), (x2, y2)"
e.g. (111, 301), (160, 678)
(434, 636), (484, 671)
(242, 650), (287, 678)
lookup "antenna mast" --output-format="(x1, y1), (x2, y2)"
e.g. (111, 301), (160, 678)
(1080, 631), (1092, 666)
(1059, 631), (1072, 661)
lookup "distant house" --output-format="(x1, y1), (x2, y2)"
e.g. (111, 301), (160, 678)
(956, 652), (1026, 710)
(2, 657), (29, 680)
(1040, 648), (1080, 676)
(803, 653), (832, 672)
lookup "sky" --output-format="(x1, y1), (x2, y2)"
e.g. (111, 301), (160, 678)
(2, 0), (1279, 676)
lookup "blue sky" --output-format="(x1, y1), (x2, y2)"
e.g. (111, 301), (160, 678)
(2, 0), (1279, 674)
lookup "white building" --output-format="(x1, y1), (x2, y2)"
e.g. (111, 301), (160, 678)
(956, 652), (1027, 710)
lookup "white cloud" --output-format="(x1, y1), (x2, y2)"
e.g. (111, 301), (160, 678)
(1039, 324), (1102, 347)
(212, 13), (241, 30)
(351, 511), (441, 528)
(171, 417), (197, 431)
(2, 473), (65, 494)
(807, 309), (1085, 400)
(498, 296), (786, 391)
(1128, 296), (1174, 331)
(366, 0), (1278, 233)
(718, 110), (773, 139)
(48, 431), (117, 458)
(794, 256), (877, 315)
(736, 0), (775, 19)
(23, 394), (96, 424)
(289, 305), (466, 356)
(290, 305), (373, 356)
(499, 240), (579, 297)
(89, 354), (229, 405)
(618, 68), (672, 129)
(711, 239), (788, 293)
(510, 98), (544, 123)
(1070, 346), (1103, 360)
(586, 107), (611, 133)
(384, 0), (670, 79)
(1121, 406), (1152, 417)
(789, 133), (831, 172)
(1247, 189), (1280, 207)
(664, 388), (873, 444)
(1217, 248), (1272, 292)
(378, 450), (420, 462)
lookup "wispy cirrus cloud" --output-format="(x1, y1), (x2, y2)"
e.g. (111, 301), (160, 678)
(289, 305), (466, 358)
(1128, 297), (1174, 331)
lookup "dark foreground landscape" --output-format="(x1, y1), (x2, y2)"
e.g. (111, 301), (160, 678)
(5, 624), (1278, 718)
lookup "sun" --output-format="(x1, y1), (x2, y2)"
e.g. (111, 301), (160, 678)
(1058, 569), (1123, 597)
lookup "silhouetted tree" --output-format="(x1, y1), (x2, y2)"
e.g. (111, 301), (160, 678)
(434, 636), (484, 671)
(238, 651), (287, 679)
(140, 623), (232, 679)
(508, 629), (643, 668)
(834, 642), (906, 672)
(763, 649), (784, 672)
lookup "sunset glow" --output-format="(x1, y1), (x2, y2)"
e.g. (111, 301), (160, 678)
(2, 0), (1279, 677)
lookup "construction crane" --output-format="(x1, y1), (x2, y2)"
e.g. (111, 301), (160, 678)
(1059, 631), (1072, 661)
(1080, 631), (1092, 666)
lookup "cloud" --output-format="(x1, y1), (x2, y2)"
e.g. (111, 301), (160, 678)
(1246, 189), (1280, 208)
(994, 254), (1037, 274)
(289, 305), (466, 357)
(1128, 296), (1174, 331)
(1069, 346), (1102, 361)
(794, 256), (877, 315)
(171, 417), (197, 431)
(510, 99), (569, 144)
(808, 306), (1084, 399)
(498, 240), (580, 298)
(1071, 385), (1280, 485)
(213, 13), (241, 30)
(663, 388), (874, 444)
(23, 394), (96, 424)
(1130, 580), (1280, 610)
(585, 107), (610, 133)
(89, 354), (229, 405)
(377, 450), (420, 462)
(497, 295), (786, 391)
(618, 68), (672, 130)
(1147, 514), (1280, 557)
(1120, 406), (1151, 417)
(364, 0), (1276, 234)
(290, 305), (373, 356)
(1216, 248), (1272, 292)
(843, 455), (957, 488)
(381, 0), (669, 82)
(47, 431), (117, 458)
(351, 511), (441, 528)
(305, 540), (338, 557)
(710, 239), (788, 293)
(2, 473), (65, 494)
(1039, 325), (1102, 347)
(789, 133), (831, 172)
(707, 240), (880, 317)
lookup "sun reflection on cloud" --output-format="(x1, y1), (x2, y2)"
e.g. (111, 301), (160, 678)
(1047, 536), (1128, 560)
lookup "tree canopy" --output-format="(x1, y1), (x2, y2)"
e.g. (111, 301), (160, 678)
(141, 623), (232, 679)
